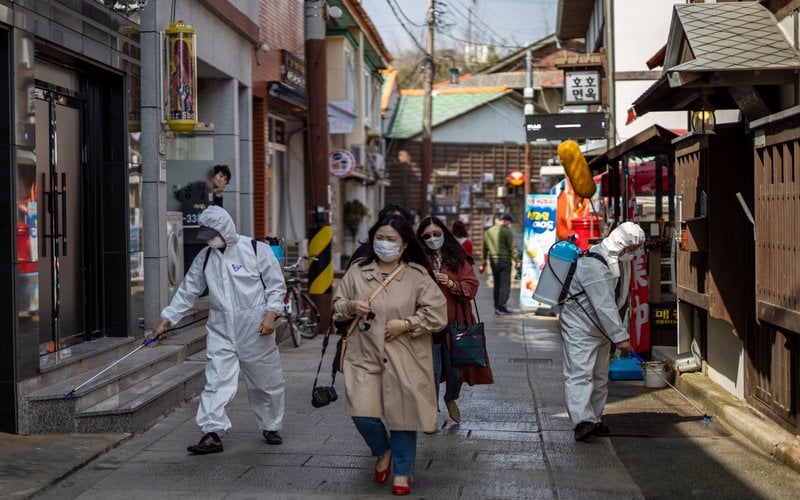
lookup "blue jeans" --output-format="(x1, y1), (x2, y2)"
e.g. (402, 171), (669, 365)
(432, 340), (462, 404)
(352, 417), (417, 477)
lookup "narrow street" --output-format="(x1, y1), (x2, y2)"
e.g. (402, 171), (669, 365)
(33, 278), (800, 499)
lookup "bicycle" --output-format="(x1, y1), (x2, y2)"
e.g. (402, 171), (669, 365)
(281, 256), (321, 347)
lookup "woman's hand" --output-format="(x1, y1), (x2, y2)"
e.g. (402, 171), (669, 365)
(349, 300), (371, 316)
(434, 272), (452, 288)
(385, 319), (408, 342)
(259, 311), (277, 336)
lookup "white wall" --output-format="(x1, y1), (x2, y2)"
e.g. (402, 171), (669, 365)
(431, 98), (526, 143)
(612, 0), (687, 144)
(613, 0), (675, 73)
(615, 81), (688, 143)
(706, 316), (745, 399)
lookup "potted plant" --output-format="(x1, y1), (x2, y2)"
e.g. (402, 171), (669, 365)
(343, 199), (369, 240)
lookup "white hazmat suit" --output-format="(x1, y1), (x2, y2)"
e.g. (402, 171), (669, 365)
(160, 206), (287, 434)
(559, 221), (645, 429)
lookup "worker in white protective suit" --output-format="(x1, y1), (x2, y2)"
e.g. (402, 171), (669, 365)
(559, 221), (645, 441)
(152, 205), (287, 454)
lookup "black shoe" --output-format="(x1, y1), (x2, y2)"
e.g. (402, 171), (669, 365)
(187, 432), (223, 454)
(574, 421), (600, 442)
(495, 307), (513, 315)
(263, 430), (283, 445)
(594, 422), (610, 435)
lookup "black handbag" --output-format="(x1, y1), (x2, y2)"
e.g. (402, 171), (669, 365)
(448, 299), (488, 368)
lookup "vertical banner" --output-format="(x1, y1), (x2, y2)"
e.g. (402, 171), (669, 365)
(520, 194), (557, 308)
(626, 175), (649, 351)
(629, 248), (650, 352)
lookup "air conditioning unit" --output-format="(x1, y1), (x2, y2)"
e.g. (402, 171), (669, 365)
(496, 186), (507, 198)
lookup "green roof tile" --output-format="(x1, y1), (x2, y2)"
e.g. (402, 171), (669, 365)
(387, 90), (513, 139)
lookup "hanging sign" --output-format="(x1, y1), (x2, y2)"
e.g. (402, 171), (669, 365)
(564, 70), (600, 105)
(329, 149), (356, 177)
(165, 21), (198, 132)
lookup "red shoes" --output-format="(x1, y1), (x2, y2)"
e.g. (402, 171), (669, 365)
(392, 483), (411, 496)
(374, 463), (391, 484)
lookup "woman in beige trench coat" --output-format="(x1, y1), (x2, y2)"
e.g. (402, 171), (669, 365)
(333, 215), (447, 496)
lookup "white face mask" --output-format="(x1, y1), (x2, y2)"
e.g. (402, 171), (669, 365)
(373, 239), (403, 263)
(207, 235), (226, 249)
(424, 235), (444, 251)
(619, 252), (635, 263)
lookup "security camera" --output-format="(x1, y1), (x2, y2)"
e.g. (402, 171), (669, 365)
(257, 42), (270, 53)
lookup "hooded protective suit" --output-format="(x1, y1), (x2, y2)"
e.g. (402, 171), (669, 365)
(161, 206), (287, 434)
(559, 222), (645, 426)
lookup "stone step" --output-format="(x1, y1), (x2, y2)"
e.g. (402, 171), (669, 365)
(26, 344), (187, 411)
(159, 323), (208, 357)
(76, 362), (206, 433)
(20, 337), (140, 396)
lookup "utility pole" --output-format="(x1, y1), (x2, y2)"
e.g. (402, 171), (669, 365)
(523, 48), (533, 199)
(420, 0), (435, 216)
(304, 0), (332, 329)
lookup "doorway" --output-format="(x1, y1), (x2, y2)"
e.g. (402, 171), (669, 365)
(25, 62), (88, 354)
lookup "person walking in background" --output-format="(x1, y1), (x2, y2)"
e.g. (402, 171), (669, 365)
(559, 222), (644, 441)
(347, 204), (415, 267)
(451, 220), (473, 258)
(479, 213), (521, 314)
(417, 217), (492, 426)
(151, 205), (287, 453)
(333, 215), (447, 496)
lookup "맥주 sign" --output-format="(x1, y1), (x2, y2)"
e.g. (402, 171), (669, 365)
(329, 149), (356, 177)
(564, 70), (600, 105)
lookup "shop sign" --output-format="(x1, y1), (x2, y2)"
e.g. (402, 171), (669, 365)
(525, 112), (607, 141)
(329, 149), (356, 177)
(564, 70), (600, 105)
(651, 303), (677, 327)
(282, 50), (306, 89)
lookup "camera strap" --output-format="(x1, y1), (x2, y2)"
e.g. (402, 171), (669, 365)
(313, 321), (337, 389)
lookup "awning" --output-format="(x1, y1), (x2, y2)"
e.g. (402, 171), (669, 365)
(328, 101), (357, 135)
(629, 2), (800, 120)
(268, 81), (306, 113)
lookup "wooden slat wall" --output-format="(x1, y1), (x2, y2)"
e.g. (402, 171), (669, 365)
(755, 140), (800, 316)
(675, 142), (705, 296)
(386, 140), (556, 258)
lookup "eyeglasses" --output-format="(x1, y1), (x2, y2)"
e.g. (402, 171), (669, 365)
(421, 231), (443, 240)
(358, 312), (376, 332)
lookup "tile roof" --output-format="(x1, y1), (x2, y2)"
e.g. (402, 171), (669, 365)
(386, 87), (515, 139)
(667, 2), (800, 73)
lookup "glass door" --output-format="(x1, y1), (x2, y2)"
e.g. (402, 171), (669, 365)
(32, 75), (84, 353)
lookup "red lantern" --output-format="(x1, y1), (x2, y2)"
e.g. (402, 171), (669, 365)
(508, 170), (525, 186)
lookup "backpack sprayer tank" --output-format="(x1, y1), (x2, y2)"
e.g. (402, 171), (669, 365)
(533, 240), (583, 306)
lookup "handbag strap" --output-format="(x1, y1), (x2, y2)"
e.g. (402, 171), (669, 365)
(344, 263), (406, 338)
(472, 298), (481, 323)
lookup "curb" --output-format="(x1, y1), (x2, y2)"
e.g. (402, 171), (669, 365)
(678, 372), (800, 474)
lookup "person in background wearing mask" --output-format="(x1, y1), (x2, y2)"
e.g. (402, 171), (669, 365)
(451, 220), (473, 258)
(479, 213), (521, 314)
(417, 217), (491, 426)
(559, 221), (645, 441)
(151, 205), (287, 453)
(347, 203), (415, 267)
(333, 215), (447, 496)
